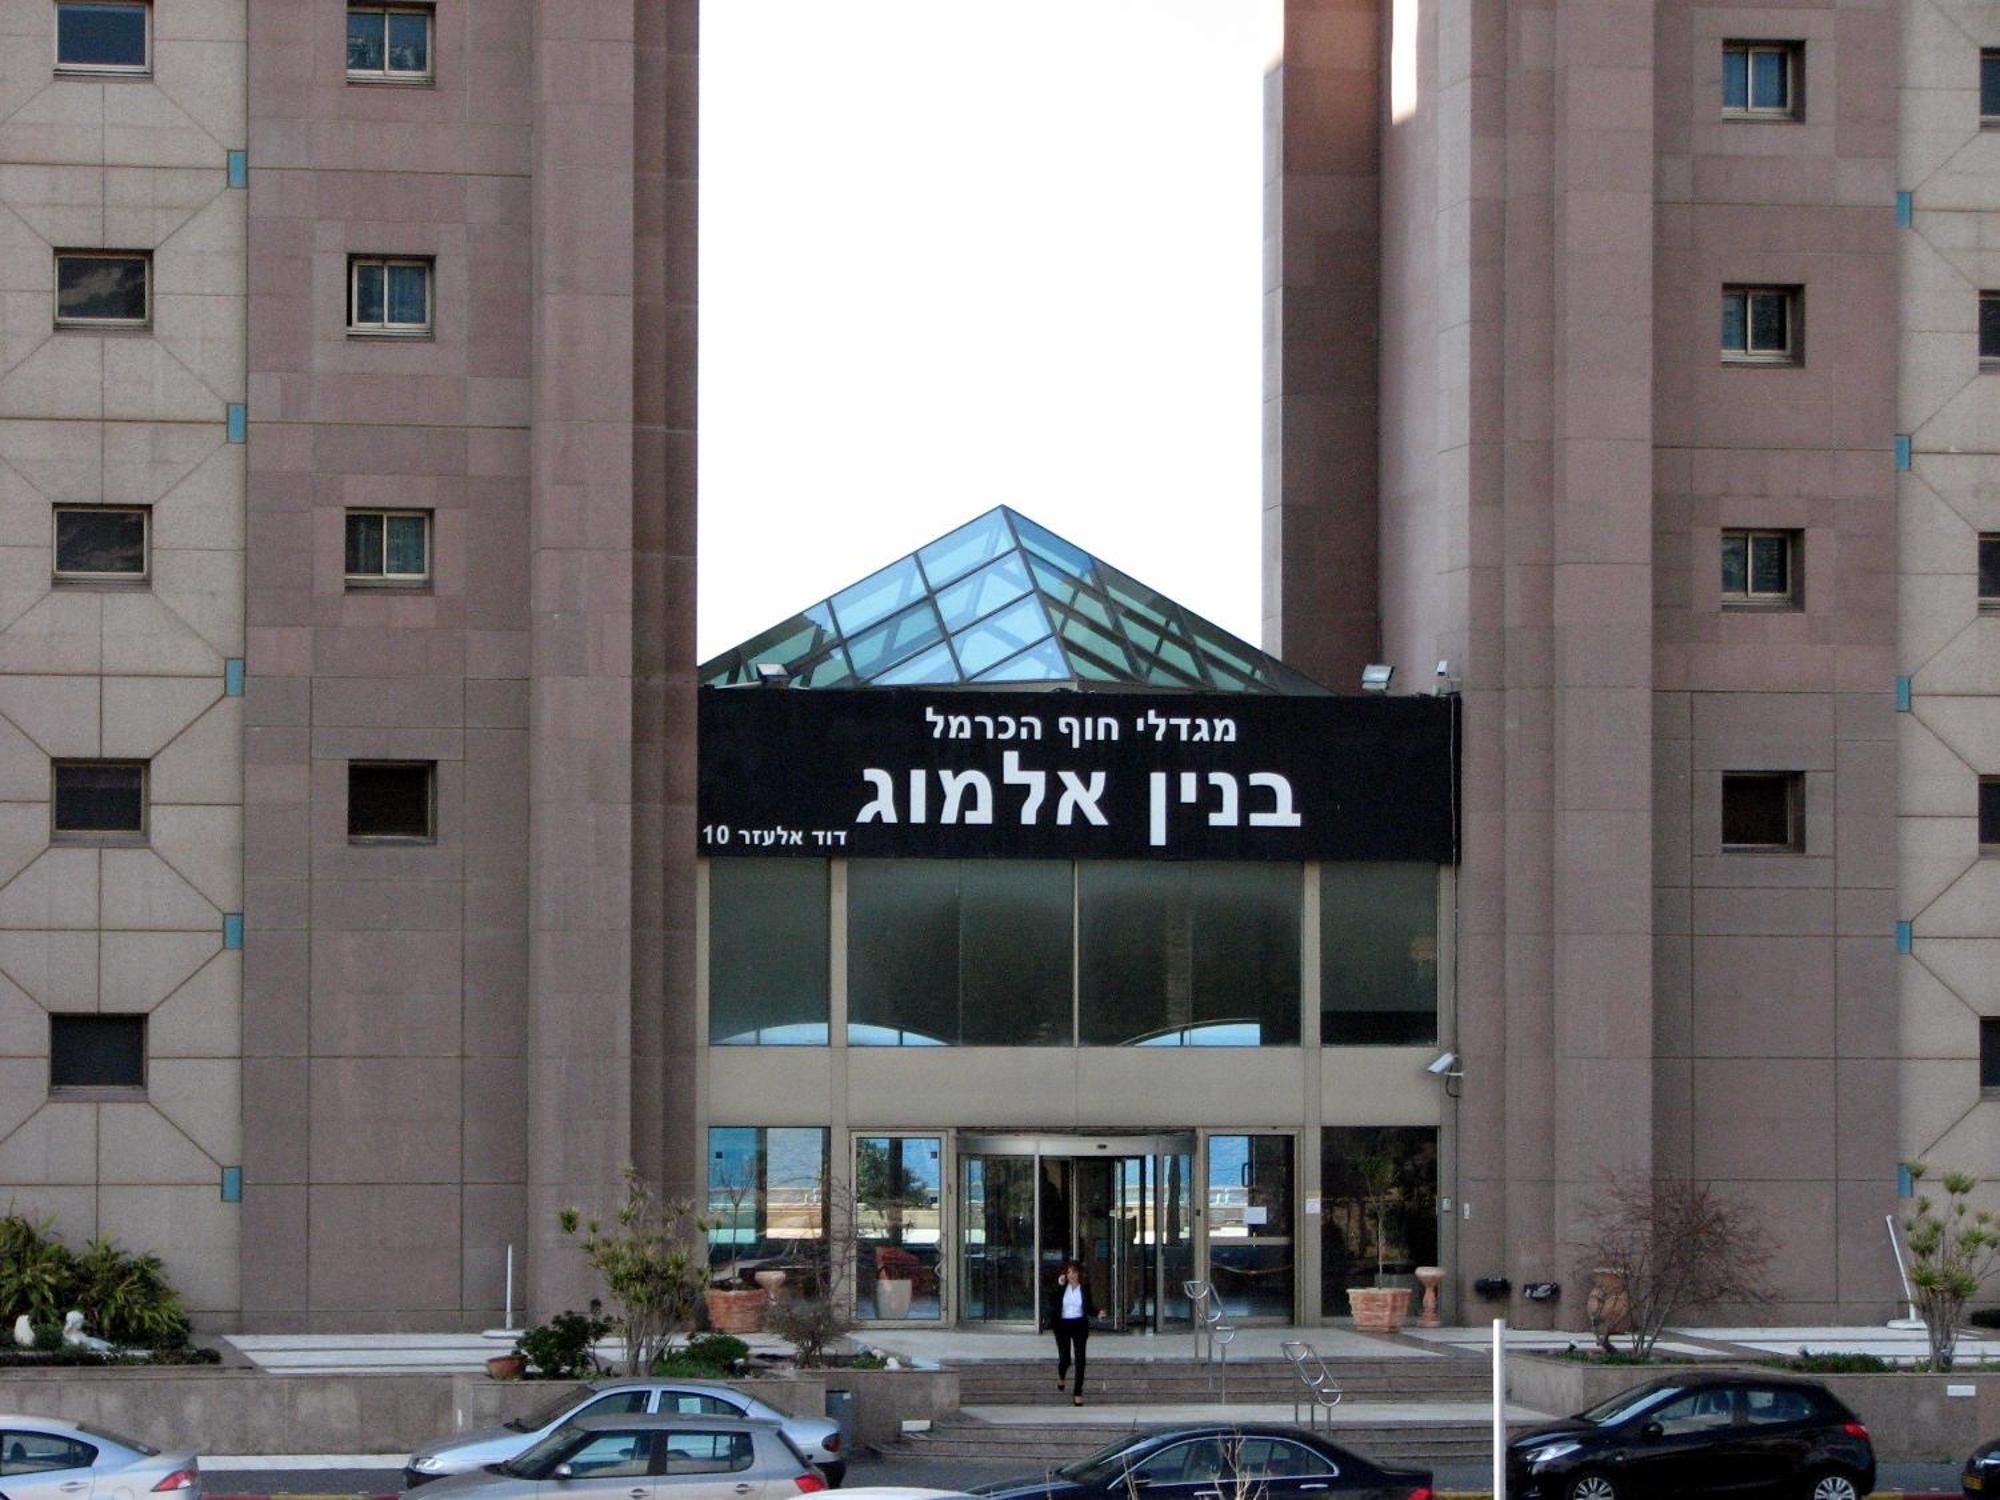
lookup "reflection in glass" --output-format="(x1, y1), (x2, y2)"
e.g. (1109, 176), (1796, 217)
(709, 859), (828, 1044)
(707, 1127), (828, 1289)
(354, 262), (385, 324)
(952, 595), (1051, 675)
(960, 1154), (1036, 1321)
(346, 11), (385, 70)
(845, 600), (943, 678)
(832, 556), (925, 636)
(1321, 1126), (1438, 1317)
(57, 255), (147, 323)
(57, 2), (147, 68)
(854, 1137), (943, 1320)
(1320, 863), (1438, 1045)
(1079, 863), (1300, 1046)
(936, 552), (1033, 629)
(849, 861), (1072, 1045)
(54, 509), (145, 577)
(919, 509), (1013, 590)
(1207, 1134), (1293, 1320)
(975, 637), (1070, 682)
(388, 11), (430, 72)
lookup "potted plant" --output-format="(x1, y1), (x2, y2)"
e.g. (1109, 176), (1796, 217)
(1345, 1152), (1413, 1332)
(874, 1262), (913, 1320)
(485, 1351), (526, 1380)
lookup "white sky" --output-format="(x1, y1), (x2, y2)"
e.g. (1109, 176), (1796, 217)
(696, 0), (1282, 662)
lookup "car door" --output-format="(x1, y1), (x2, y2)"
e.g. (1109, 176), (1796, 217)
(1615, 1387), (1741, 1496)
(1736, 1385), (1820, 1495)
(1227, 1437), (1346, 1500)
(541, 1428), (657, 1500)
(0, 1430), (100, 1500)
(656, 1430), (762, 1500)
(1126, 1438), (1231, 1500)
(654, 1392), (742, 1420)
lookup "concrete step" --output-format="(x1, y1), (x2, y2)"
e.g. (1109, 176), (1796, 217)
(884, 1415), (1523, 1470)
(947, 1358), (1490, 1406)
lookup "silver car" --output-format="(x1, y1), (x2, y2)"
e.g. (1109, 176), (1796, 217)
(401, 1414), (824, 1500)
(0, 1416), (202, 1500)
(405, 1381), (845, 1488)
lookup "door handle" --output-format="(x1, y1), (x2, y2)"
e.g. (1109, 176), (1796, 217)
(734, 1485), (754, 1494)
(630, 1491), (649, 1499)
(59, 1486), (90, 1494)
(1299, 1486), (1329, 1492)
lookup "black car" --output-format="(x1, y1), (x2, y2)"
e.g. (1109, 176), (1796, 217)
(969, 1424), (1433, 1500)
(1964, 1434), (2000, 1495)
(1506, 1372), (1874, 1500)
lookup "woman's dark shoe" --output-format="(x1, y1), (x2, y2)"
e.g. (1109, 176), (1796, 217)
(1073, 1395), (1083, 1406)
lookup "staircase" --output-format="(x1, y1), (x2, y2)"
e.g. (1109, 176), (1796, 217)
(880, 1356), (1531, 1472)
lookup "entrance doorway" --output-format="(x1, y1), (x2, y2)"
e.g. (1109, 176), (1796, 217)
(958, 1133), (1194, 1331)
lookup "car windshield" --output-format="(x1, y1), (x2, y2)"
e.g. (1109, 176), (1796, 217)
(75, 1423), (158, 1458)
(1057, 1435), (1146, 1482)
(506, 1386), (595, 1434)
(1580, 1385), (1686, 1427)
(505, 1424), (584, 1476)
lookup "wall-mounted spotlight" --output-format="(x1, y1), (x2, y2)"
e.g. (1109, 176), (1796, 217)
(1360, 663), (1394, 694)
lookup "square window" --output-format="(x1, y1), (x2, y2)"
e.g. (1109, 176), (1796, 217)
(1722, 286), (1798, 363)
(1720, 529), (1797, 606)
(55, 252), (148, 327)
(348, 761), (434, 840)
(56, 1), (148, 73)
(1982, 777), (2000, 852)
(50, 1014), (145, 1092)
(1980, 534), (2000, 607)
(1985, 52), (2000, 124)
(1722, 43), (1799, 118)
(1983, 293), (2000, 363)
(52, 760), (145, 841)
(347, 6), (432, 81)
(344, 510), (431, 585)
(1983, 1017), (2000, 1093)
(348, 257), (432, 334)
(1722, 772), (1802, 851)
(53, 506), (147, 580)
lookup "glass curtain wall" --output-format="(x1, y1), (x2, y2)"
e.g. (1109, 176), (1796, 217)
(709, 859), (829, 1044)
(1320, 863), (1439, 1044)
(706, 1127), (830, 1289)
(1079, 863), (1301, 1045)
(960, 1153), (1037, 1321)
(853, 1135), (944, 1319)
(1206, 1134), (1295, 1319)
(848, 861), (1071, 1044)
(1320, 1126), (1439, 1316)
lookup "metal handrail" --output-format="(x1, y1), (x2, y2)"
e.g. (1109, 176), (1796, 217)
(1279, 1338), (1343, 1428)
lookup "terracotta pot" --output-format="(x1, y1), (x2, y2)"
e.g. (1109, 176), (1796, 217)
(485, 1353), (526, 1380)
(754, 1270), (788, 1298)
(1347, 1285), (1413, 1332)
(706, 1286), (767, 1334)
(1586, 1267), (1633, 1338)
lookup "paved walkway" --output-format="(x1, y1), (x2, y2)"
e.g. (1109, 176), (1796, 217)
(864, 1324), (1438, 1364)
(955, 1400), (1550, 1425)
(223, 1332), (798, 1375)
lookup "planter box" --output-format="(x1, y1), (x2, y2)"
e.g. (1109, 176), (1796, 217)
(1347, 1286), (1412, 1332)
(706, 1288), (767, 1334)
(1507, 1354), (2000, 1463)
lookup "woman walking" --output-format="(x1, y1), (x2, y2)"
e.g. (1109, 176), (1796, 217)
(1052, 1259), (1096, 1405)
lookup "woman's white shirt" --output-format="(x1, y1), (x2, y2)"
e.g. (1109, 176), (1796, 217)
(1061, 1283), (1085, 1320)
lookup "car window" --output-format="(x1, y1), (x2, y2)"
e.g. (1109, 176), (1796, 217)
(563, 1432), (653, 1479)
(1135, 1439), (1227, 1485)
(1233, 1438), (1337, 1480)
(1743, 1388), (1815, 1426)
(659, 1393), (738, 1417)
(1652, 1389), (1736, 1435)
(662, 1432), (754, 1476)
(2, 1434), (98, 1475)
(578, 1392), (651, 1420)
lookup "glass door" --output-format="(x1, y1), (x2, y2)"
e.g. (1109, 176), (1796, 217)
(960, 1151), (1036, 1323)
(854, 1135), (943, 1320)
(1067, 1154), (1151, 1331)
(1205, 1133), (1295, 1321)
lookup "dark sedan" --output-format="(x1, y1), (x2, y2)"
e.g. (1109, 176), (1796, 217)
(1506, 1372), (1874, 1500)
(969, 1425), (1432, 1500)
(1964, 1433), (2000, 1494)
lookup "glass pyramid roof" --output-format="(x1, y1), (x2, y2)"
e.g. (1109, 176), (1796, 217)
(700, 507), (1330, 695)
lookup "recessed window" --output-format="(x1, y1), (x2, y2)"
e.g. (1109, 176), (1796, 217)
(1982, 293), (2000, 365)
(50, 1014), (145, 1093)
(1722, 42), (1799, 118)
(52, 760), (145, 842)
(55, 252), (148, 328)
(55, 1), (148, 74)
(1982, 1017), (2000, 1094)
(344, 510), (431, 586)
(348, 761), (434, 841)
(1982, 778), (2000, 853)
(53, 506), (147, 582)
(347, 5), (432, 81)
(1985, 51), (2000, 126)
(1722, 286), (1797, 364)
(1980, 534), (2000, 609)
(1722, 771), (1803, 851)
(347, 257), (432, 335)
(1720, 529), (1797, 607)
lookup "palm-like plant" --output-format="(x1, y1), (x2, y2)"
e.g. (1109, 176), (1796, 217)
(1904, 1161), (2000, 1370)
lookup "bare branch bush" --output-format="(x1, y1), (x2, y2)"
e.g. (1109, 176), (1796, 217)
(1577, 1175), (1774, 1359)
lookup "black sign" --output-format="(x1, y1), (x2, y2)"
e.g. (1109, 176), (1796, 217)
(698, 687), (1457, 862)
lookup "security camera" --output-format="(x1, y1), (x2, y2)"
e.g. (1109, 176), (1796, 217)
(1426, 1051), (1459, 1076)
(1435, 660), (1454, 678)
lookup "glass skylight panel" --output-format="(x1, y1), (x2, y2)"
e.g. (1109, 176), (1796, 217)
(873, 641), (959, 685)
(848, 599), (944, 678)
(804, 651), (855, 688)
(974, 637), (1069, 682)
(936, 552), (1033, 630)
(1012, 514), (1092, 578)
(918, 508), (1012, 590)
(1054, 608), (1135, 675)
(952, 595), (1051, 675)
(832, 555), (926, 636)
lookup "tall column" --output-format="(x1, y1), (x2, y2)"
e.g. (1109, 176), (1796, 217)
(528, 1), (639, 1316)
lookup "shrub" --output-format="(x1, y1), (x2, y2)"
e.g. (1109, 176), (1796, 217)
(559, 1168), (712, 1376)
(516, 1307), (613, 1380)
(650, 1355), (717, 1378)
(764, 1297), (851, 1369)
(683, 1332), (749, 1373)
(1904, 1161), (2000, 1371)
(0, 1212), (190, 1349)
(1772, 1350), (1891, 1374)
(1576, 1176), (1774, 1360)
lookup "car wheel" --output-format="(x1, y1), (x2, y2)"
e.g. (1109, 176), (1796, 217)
(1803, 1470), (1862, 1500)
(1565, 1474), (1619, 1500)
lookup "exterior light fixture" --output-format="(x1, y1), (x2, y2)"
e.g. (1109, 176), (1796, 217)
(753, 662), (792, 685)
(1360, 663), (1394, 693)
